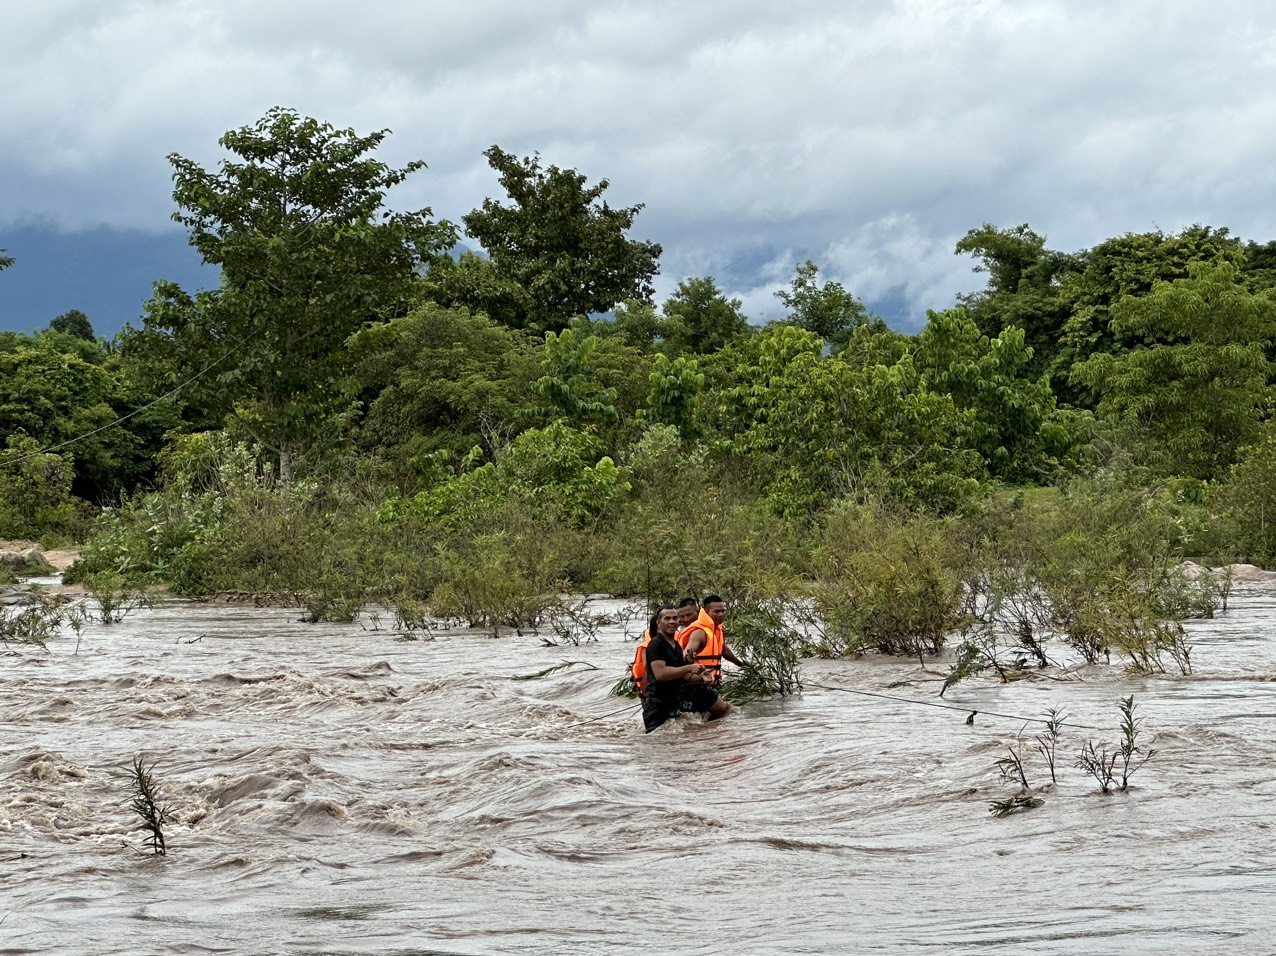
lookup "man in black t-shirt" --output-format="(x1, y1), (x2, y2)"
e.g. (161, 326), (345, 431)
(642, 606), (731, 733)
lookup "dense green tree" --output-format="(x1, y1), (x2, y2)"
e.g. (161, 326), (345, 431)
(350, 303), (537, 473)
(462, 146), (661, 331)
(129, 107), (456, 483)
(49, 309), (95, 341)
(0, 434), (86, 540)
(643, 354), (704, 434)
(1243, 240), (1276, 293)
(605, 299), (662, 350)
(715, 325), (979, 513)
(954, 223), (1077, 380)
(913, 308), (1067, 482)
(1055, 226), (1244, 398)
(1072, 261), (1276, 479)
(775, 261), (868, 351)
(535, 327), (620, 428)
(420, 251), (531, 329)
(1218, 417), (1276, 564)
(0, 334), (121, 498)
(0, 250), (13, 272)
(661, 276), (750, 354)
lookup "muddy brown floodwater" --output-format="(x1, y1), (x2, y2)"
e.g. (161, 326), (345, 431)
(4, 584), (1276, 955)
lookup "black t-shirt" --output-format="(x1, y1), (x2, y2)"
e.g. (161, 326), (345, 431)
(643, 633), (688, 708)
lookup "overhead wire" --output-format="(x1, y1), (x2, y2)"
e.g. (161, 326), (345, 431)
(802, 680), (1108, 730)
(0, 339), (244, 469)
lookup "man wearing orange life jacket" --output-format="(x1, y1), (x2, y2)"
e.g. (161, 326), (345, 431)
(675, 596), (698, 639)
(641, 604), (730, 732)
(630, 597), (702, 696)
(678, 594), (741, 689)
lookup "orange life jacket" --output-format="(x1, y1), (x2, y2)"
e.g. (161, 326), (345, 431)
(678, 609), (724, 687)
(630, 628), (653, 696)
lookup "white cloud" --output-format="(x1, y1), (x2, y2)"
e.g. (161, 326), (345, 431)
(4, 0), (1276, 320)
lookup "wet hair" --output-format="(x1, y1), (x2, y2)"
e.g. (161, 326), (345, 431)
(678, 597), (699, 609)
(649, 604), (678, 639)
(703, 594), (725, 607)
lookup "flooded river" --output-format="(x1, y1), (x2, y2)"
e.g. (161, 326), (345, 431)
(5, 585), (1276, 954)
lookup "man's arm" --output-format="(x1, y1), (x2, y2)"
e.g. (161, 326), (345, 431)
(651, 659), (706, 682)
(680, 628), (713, 682)
(682, 627), (707, 658)
(721, 642), (742, 667)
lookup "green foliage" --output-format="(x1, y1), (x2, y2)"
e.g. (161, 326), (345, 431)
(944, 481), (1210, 678)
(914, 307), (1068, 482)
(661, 276), (750, 354)
(719, 599), (804, 702)
(350, 303), (537, 472)
(775, 261), (868, 350)
(1077, 696), (1156, 794)
(643, 354), (703, 434)
(84, 572), (153, 624)
(0, 434), (91, 541)
(535, 328), (620, 427)
(606, 299), (663, 350)
(0, 332), (135, 499)
(810, 503), (963, 659)
(0, 598), (71, 649)
(389, 422), (628, 531)
(462, 146), (661, 331)
(717, 326), (983, 515)
(49, 309), (95, 341)
(1217, 418), (1276, 565)
(420, 251), (533, 330)
(1072, 261), (1276, 480)
(1055, 225), (1245, 398)
(130, 107), (455, 483)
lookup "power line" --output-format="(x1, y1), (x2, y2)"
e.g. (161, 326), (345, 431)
(0, 341), (242, 469)
(803, 680), (1108, 730)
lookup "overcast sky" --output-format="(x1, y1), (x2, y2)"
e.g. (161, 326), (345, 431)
(3, 0), (1276, 334)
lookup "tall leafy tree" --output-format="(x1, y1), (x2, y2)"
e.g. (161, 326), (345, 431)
(49, 309), (95, 341)
(129, 107), (455, 483)
(1071, 261), (1276, 480)
(462, 146), (661, 331)
(661, 276), (750, 354)
(775, 261), (868, 351)
(350, 303), (537, 467)
(954, 223), (1077, 381)
(913, 308), (1067, 482)
(1055, 225), (1243, 399)
(534, 327), (619, 427)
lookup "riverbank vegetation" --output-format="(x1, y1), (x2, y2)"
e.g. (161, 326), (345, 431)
(3, 108), (1269, 688)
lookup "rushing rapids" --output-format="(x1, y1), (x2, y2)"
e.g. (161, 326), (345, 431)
(4, 586), (1276, 955)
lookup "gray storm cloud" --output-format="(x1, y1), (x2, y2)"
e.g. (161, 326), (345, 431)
(3, 0), (1275, 327)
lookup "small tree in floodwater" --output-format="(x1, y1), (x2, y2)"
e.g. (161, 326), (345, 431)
(129, 756), (170, 856)
(720, 600), (804, 703)
(1077, 696), (1156, 794)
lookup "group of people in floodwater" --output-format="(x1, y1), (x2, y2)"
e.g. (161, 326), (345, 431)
(630, 595), (738, 733)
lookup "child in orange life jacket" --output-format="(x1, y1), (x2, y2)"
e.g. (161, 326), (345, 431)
(641, 605), (730, 733)
(678, 594), (742, 689)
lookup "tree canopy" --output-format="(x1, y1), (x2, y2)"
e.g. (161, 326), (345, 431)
(128, 107), (455, 482)
(461, 146), (662, 331)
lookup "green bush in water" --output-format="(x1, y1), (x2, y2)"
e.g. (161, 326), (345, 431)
(720, 599), (805, 702)
(809, 501), (962, 660)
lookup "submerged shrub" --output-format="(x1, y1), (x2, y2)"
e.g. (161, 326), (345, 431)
(721, 599), (805, 702)
(810, 502), (962, 660)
